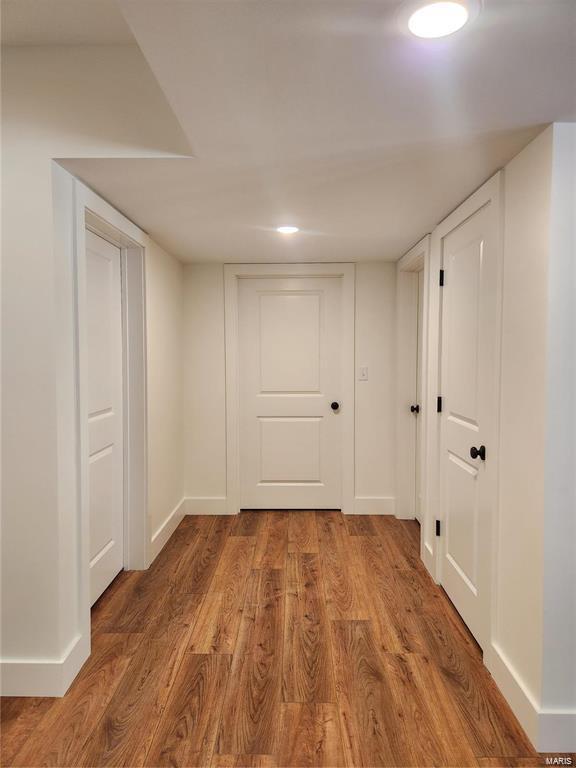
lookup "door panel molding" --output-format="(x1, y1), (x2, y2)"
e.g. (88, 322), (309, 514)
(224, 263), (355, 514)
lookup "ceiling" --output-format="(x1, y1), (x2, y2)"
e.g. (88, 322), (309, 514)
(62, 127), (540, 263)
(1, 0), (134, 45)
(8, 0), (576, 261)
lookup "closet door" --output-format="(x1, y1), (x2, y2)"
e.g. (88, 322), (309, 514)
(86, 229), (124, 604)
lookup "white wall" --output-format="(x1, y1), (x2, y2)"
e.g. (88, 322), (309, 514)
(541, 124), (576, 721)
(492, 127), (551, 715)
(183, 265), (227, 504)
(182, 262), (398, 512)
(473, 125), (575, 751)
(146, 242), (186, 557)
(1, 44), (190, 694)
(354, 263), (397, 512)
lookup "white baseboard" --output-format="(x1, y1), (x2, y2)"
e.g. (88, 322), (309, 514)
(485, 642), (540, 746)
(182, 496), (230, 515)
(149, 497), (186, 562)
(351, 496), (396, 515)
(0, 632), (89, 697)
(486, 642), (576, 752)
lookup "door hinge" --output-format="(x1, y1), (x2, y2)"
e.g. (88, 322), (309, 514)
(437, 396), (443, 413)
(436, 520), (441, 537)
(439, 269), (445, 287)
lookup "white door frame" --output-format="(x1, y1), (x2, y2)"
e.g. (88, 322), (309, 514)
(74, 182), (149, 642)
(224, 263), (355, 515)
(396, 236), (430, 527)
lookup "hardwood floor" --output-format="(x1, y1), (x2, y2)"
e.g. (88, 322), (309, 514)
(1, 511), (544, 767)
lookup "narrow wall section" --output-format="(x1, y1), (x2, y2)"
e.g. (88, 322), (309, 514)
(183, 264), (228, 509)
(540, 123), (576, 741)
(146, 242), (186, 558)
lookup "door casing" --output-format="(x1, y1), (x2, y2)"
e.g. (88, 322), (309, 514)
(74, 183), (149, 651)
(224, 263), (355, 515)
(395, 237), (430, 539)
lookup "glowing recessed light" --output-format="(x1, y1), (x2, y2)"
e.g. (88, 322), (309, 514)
(276, 226), (300, 235)
(408, 1), (469, 38)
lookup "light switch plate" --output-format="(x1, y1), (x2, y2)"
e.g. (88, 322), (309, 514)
(358, 366), (369, 381)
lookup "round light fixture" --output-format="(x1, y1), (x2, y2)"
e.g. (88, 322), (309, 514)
(408, 1), (469, 38)
(276, 226), (300, 235)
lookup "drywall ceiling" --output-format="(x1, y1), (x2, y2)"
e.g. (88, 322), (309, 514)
(16, 1), (576, 261)
(62, 126), (540, 263)
(1, 0), (134, 45)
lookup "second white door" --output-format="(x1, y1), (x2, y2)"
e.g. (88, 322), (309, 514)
(438, 177), (501, 649)
(239, 276), (344, 509)
(86, 229), (124, 605)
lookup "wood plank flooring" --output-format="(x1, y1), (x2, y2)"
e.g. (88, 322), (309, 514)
(1, 511), (545, 767)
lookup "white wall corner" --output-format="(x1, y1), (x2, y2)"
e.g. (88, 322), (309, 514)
(0, 633), (89, 698)
(149, 497), (186, 562)
(486, 642), (576, 752)
(536, 709), (576, 753)
(485, 642), (541, 747)
(352, 496), (396, 515)
(182, 497), (231, 515)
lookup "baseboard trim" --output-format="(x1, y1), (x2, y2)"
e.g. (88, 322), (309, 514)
(486, 642), (540, 746)
(149, 497), (186, 562)
(0, 632), (89, 697)
(182, 497), (231, 515)
(351, 496), (396, 515)
(486, 642), (576, 752)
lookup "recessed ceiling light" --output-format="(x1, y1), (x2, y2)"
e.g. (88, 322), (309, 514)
(408, 1), (469, 38)
(276, 226), (300, 235)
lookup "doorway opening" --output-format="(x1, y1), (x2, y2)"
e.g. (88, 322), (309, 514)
(395, 236), (430, 527)
(85, 228), (125, 604)
(74, 183), (149, 642)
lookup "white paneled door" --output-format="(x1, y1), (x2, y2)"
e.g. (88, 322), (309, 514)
(238, 276), (343, 509)
(438, 183), (501, 650)
(86, 230), (124, 605)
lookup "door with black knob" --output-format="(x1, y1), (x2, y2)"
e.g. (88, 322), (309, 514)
(238, 274), (345, 509)
(437, 175), (501, 651)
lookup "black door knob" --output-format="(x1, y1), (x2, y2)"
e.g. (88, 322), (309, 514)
(470, 445), (486, 461)
(410, 404), (420, 414)
(330, 401), (340, 412)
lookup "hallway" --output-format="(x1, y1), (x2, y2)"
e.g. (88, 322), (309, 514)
(2, 511), (538, 767)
